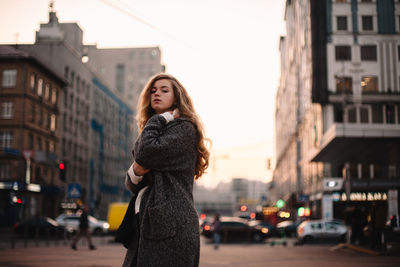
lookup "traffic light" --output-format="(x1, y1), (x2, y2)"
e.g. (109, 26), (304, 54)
(58, 161), (66, 181)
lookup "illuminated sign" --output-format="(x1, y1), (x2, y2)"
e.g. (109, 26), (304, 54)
(340, 192), (387, 201)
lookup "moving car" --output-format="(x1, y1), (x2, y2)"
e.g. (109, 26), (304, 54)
(56, 213), (109, 235)
(13, 216), (69, 238)
(297, 219), (347, 244)
(248, 220), (278, 238)
(276, 220), (300, 237)
(201, 216), (267, 243)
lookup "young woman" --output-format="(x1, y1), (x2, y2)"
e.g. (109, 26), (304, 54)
(123, 73), (210, 267)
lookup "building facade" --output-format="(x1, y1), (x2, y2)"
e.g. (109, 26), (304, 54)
(0, 9), (156, 219)
(273, 0), (400, 223)
(0, 46), (65, 225)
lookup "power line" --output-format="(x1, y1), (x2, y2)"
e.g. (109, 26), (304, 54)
(97, 0), (194, 50)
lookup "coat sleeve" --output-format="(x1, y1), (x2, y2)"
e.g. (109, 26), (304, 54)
(134, 115), (197, 171)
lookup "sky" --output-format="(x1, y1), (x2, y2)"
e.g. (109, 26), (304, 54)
(0, 0), (286, 187)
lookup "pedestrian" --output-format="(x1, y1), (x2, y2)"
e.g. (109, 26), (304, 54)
(122, 73), (210, 267)
(71, 205), (96, 250)
(212, 213), (221, 249)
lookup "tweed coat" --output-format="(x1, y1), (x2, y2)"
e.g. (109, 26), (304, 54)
(123, 114), (200, 267)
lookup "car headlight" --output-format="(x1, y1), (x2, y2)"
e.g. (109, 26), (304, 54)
(103, 223), (110, 229)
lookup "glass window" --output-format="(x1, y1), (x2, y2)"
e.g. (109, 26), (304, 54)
(389, 165), (396, 178)
(372, 104), (383, 123)
(336, 77), (352, 93)
(337, 16), (348, 30)
(348, 106), (357, 123)
(2, 69), (17, 88)
(385, 104), (395, 124)
(1, 102), (14, 119)
(64, 66), (69, 80)
(30, 73), (36, 90)
(361, 76), (378, 93)
(44, 83), (50, 100)
(360, 106), (369, 123)
(334, 104), (344, 122)
(361, 45), (377, 61)
(116, 64), (125, 93)
(335, 46), (351, 61)
(51, 88), (57, 104)
(0, 164), (10, 180)
(76, 76), (80, 91)
(30, 104), (35, 123)
(0, 131), (13, 148)
(28, 133), (33, 149)
(362, 16), (373, 31)
(37, 78), (43, 96)
(50, 114), (56, 132)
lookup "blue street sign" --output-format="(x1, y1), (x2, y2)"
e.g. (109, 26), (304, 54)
(67, 183), (81, 199)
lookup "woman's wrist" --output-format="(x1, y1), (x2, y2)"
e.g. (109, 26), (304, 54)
(127, 164), (143, 184)
(160, 111), (174, 123)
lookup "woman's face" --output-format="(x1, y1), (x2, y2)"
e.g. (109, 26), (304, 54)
(150, 79), (175, 114)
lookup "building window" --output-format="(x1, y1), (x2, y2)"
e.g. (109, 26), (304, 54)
(30, 104), (35, 123)
(37, 136), (42, 150)
(70, 71), (75, 88)
(76, 76), (80, 92)
(360, 106), (369, 123)
(2, 69), (17, 88)
(30, 73), (36, 90)
(44, 83), (50, 100)
(64, 66), (69, 80)
(0, 131), (13, 148)
(37, 78), (43, 96)
(385, 104), (395, 124)
(347, 106), (357, 123)
(1, 102), (14, 119)
(337, 16), (348, 30)
(50, 114), (56, 132)
(389, 165), (396, 178)
(336, 76), (352, 93)
(334, 104), (344, 122)
(362, 16), (373, 31)
(398, 46), (400, 61)
(28, 133), (33, 149)
(335, 46), (351, 61)
(361, 76), (378, 93)
(372, 104), (383, 123)
(51, 88), (57, 104)
(0, 164), (10, 180)
(116, 64), (125, 93)
(361, 45), (377, 61)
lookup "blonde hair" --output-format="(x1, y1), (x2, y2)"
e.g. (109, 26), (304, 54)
(136, 73), (210, 179)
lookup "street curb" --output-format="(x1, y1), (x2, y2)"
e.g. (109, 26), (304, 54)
(330, 243), (380, 256)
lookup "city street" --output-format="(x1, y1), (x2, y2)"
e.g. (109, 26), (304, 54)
(0, 237), (399, 267)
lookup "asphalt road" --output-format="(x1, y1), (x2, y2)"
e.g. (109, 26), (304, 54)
(0, 237), (399, 267)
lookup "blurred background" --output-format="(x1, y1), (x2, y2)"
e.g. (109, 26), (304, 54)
(0, 0), (399, 254)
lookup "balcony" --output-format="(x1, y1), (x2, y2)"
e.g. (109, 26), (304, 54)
(310, 123), (400, 163)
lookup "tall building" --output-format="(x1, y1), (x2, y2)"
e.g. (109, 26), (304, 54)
(0, 46), (65, 225)
(273, 0), (400, 222)
(0, 7), (160, 219)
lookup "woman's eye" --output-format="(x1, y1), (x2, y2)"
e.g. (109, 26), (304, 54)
(162, 90), (169, 93)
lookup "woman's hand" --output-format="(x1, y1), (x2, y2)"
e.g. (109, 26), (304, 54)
(133, 161), (150, 176)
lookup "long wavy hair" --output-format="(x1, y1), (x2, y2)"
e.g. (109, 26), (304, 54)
(136, 73), (210, 180)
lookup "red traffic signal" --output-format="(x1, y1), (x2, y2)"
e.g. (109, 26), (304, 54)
(58, 163), (65, 170)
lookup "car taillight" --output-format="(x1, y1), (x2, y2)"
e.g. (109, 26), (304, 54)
(261, 227), (269, 234)
(204, 225), (211, 231)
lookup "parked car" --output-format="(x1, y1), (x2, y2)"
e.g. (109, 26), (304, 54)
(248, 220), (278, 238)
(297, 219), (347, 244)
(55, 213), (109, 235)
(276, 220), (300, 237)
(201, 216), (267, 243)
(13, 216), (69, 238)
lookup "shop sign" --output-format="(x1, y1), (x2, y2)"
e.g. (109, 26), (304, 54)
(340, 192), (387, 202)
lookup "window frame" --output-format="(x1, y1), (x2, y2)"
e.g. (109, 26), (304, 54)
(2, 69), (17, 88)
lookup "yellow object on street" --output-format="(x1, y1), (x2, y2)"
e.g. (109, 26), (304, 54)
(107, 202), (128, 231)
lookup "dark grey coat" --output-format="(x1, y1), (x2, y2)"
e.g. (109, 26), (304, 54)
(123, 114), (200, 267)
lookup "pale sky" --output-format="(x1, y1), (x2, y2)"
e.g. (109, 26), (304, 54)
(0, 0), (286, 187)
